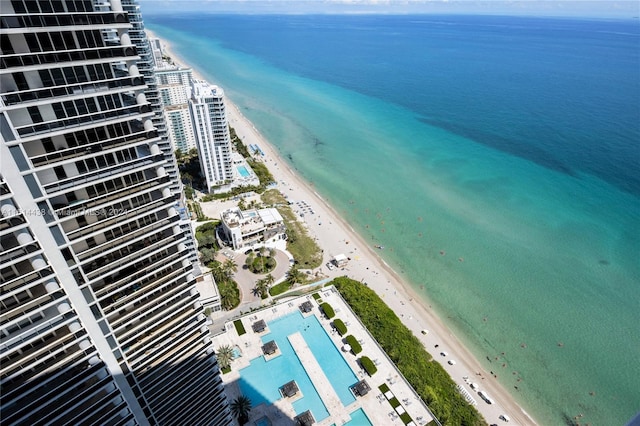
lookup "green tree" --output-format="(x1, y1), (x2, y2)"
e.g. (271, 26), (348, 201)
(200, 248), (216, 265)
(286, 266), (304, 286)
(245, 252), (255, 268)
(209, 261), (225, 283)
(222, 258), (238, 280)
(253, 278), (269, 299)
(263, 273), (275, 287)
(216, 345), (234, 370)
(230, 395), (252, 425)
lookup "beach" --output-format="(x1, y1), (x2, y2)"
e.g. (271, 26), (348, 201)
(149, 30), (538, 425)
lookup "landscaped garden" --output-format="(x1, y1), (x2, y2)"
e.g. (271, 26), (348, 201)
(332, 276), (484, 426)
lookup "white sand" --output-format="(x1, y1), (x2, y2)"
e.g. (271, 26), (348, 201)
(148, 30), (537, 426)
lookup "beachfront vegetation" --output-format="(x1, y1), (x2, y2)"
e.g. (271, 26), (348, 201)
(261, 189), (323, 268)
(332, 318), (348, 336)
(333, 277), (485, 426)
(233, 319), (246, 336)
(320, 302), (335, 319)
(360, 356), (377, 376)
(344, 335), (363, 354)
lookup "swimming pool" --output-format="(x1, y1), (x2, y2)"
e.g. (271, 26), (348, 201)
(238, 311), (358, 422)
(345, 408), (373, 426)
(237, 165), (250, 177)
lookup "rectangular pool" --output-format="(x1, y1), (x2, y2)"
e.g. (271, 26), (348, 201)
(238, 311), (358, 422)
(237, 165), (250, 177)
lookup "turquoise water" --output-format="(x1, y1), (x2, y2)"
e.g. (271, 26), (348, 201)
(232, 346), (242, 359)
(237, 312), (357, 421)
(345, 408), (374, 426)
(147, 15), (640, 425)
(237, 165), (250, 177)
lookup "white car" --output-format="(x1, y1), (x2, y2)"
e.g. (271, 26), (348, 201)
(448, 359), (456, 365)
(326, 262), (335, 270)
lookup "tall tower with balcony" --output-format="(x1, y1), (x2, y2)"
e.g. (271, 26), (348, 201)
(189, 80), (233, 193)
(0, 1), (230, 425)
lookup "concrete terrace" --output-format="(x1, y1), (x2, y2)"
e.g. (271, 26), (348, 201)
(212, 286), (436, 426)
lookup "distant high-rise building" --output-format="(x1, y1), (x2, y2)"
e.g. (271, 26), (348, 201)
(189, 80), (233, 193)
(156, 66), (197, 153)
(0, 1), (230, 425)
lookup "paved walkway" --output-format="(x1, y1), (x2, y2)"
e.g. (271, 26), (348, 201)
(288, 332), (352, 424)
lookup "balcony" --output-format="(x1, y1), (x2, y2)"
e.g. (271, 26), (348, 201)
(30, 129), (152, 168)
(0, 12), (128, 30)
(1, 45), (138, 70)
(1, 75), (145, 107)
(15, 104), (151, 139)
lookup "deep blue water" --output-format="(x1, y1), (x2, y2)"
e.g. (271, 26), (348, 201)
(155, 15), (640, 195)
(145, 14), (640, 425)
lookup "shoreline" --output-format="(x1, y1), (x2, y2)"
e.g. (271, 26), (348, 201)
(147, 28), (538, 425)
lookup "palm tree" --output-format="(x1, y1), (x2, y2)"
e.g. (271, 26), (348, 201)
(209, 261), (225, 284)
(222, 258), (238, 280)
(253, 279), (269, 299)
(263, 273), (275, 287)
(230, 395), (252, 425)
(216, 345), (234, 370)
(286, 266), (304, 286)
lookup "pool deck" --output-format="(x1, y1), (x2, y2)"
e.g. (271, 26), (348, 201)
(288, 332), (352, 425)
(213, 286), (435, 426)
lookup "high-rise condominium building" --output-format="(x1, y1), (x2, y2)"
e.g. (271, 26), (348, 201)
(156, 66), (197, 153)
(189, 80), (233, 193)
(0, 1), (230, 425)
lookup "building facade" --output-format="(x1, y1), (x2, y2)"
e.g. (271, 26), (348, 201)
(0, 1), (230, 425)
(219, 207), (286, 251)
(189, 80), (233, 193)
(156, 66), (196, 153)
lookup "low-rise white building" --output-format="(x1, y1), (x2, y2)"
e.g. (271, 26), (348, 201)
(219, 207), (286, 250)
(195, 273), (222, 314)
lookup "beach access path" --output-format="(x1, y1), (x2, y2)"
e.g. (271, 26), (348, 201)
(150, 31), (537, 426)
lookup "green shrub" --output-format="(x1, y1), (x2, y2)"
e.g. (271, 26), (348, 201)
(320, 302), (335, 319)
(221, 365), (231, 374)
(332, 318), (347, 336)
(233, 319), (246, 336)
(400, 412), (413, 424)
(389, 397), (401, 409)
(312, 293), (321, 300)
(344, 335), (362, 354)
(359, 356), (377, 376)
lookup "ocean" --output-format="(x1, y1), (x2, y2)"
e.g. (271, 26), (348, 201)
(145, 14), (640, 425)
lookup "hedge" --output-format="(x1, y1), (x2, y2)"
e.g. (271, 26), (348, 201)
(359, 356), (377, 376)
(344, 335), (362, 354)
(332, 318), (347, 336)
(333, 277), (484, 426)
(233, 319), (246, 336)
(319, 302), (335, 319)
